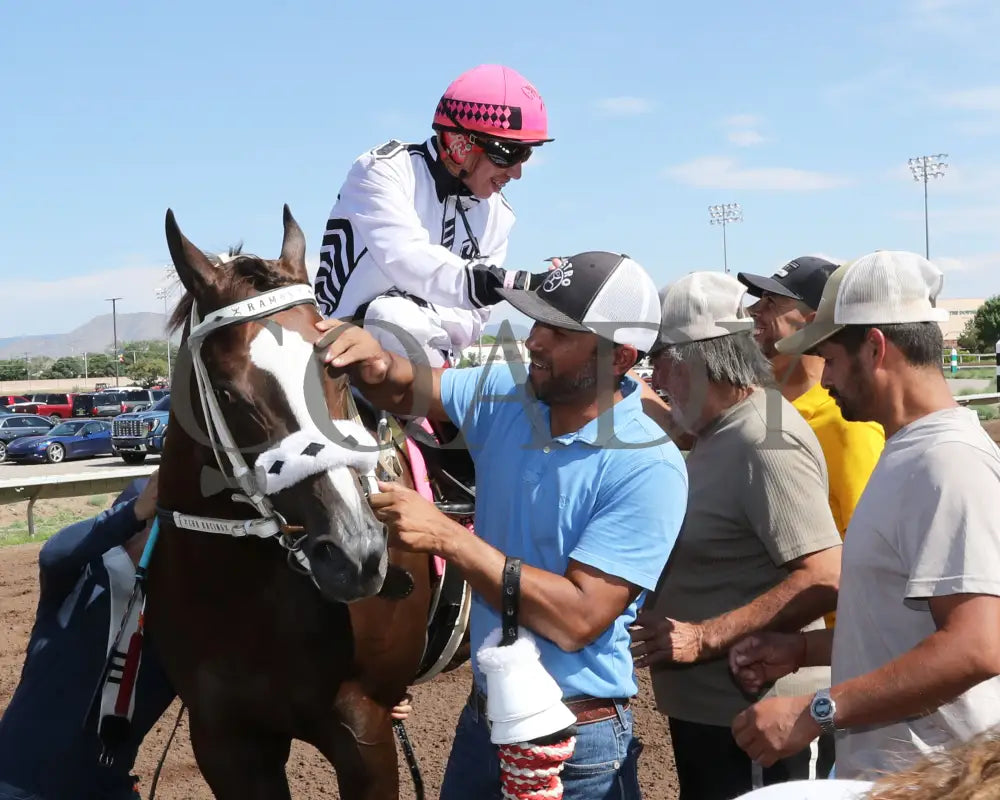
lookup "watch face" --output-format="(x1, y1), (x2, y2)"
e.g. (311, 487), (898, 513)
(813, 697), (833, 718)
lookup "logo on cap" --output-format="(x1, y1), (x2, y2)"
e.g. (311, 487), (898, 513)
(542, 262), (574, 293)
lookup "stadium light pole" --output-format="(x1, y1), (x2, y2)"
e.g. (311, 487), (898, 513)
(106, 297), (122, 388)
(709, 203), (743, 273)
(155, 285), (172, 380)
(908, 154), (948, 259)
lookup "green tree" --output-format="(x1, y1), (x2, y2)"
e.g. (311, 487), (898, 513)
(962, 295), (1000, 353)
(43, 356), (83, 379)
(125, 357), (168, 388)
(0, 360), (28, 381)
(87, 353), (115, 377)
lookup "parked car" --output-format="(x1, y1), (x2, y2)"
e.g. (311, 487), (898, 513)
(8, 392), (76, 421)
(119, 388), (168, 413)
(0, 395), (30, 407)
(72, 391), (125, 417)
(6, 419), (113, 464)
(112, 394), (170, 464)
(0, 414), (55, 462)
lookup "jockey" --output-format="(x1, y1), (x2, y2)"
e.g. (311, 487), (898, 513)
(314, 63), (554, 368)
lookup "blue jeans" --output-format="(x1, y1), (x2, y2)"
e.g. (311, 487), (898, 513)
(440, 694), (643, 800)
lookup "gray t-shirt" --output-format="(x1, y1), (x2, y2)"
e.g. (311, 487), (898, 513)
(833, 406), (1000, 779)
(652, 388), (842, 726)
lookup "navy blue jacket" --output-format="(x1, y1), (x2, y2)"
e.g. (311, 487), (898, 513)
(0, 497), (175, 800)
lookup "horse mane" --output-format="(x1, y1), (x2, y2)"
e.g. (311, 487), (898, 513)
(167, 244), (300, 333)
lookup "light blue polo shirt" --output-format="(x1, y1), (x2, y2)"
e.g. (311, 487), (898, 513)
(440, 363), (688, 699)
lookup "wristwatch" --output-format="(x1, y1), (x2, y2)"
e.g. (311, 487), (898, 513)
(809, 688), (838, 736)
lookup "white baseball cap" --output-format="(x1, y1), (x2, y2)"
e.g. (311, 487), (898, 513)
(656, 271), (754, 347)
(776, 250), (949, 355)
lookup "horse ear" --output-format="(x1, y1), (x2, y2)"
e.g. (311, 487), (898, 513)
(279, 204), (307, 280)
(165, 209), (221, 298)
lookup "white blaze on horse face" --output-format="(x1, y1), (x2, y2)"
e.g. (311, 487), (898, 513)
(247, 324), (369, 523)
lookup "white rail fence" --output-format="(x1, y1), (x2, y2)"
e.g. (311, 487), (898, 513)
(0, 465), (157, 537)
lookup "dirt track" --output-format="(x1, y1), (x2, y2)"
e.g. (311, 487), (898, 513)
(0, 540), (680, 799)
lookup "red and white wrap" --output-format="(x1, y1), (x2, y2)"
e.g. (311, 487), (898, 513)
(499, 737), (576, 800)
(477, 627), (578, 799)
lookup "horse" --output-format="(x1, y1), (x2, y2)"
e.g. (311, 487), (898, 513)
(145, 205), (436, 799)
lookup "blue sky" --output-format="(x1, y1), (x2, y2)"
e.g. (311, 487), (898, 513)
(3, 0), (999, 340)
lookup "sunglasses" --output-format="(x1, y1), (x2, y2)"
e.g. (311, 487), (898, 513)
(468, 133), (533, 168)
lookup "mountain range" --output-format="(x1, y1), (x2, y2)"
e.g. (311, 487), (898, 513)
(0, 313), (529, 360)
(0, 313), (176, 360)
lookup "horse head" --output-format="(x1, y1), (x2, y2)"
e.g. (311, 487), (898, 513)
(162, 205), (388, 603)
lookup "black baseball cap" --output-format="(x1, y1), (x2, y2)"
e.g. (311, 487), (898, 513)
(737, 256), (839, 311)
(496, 251), (661, 353)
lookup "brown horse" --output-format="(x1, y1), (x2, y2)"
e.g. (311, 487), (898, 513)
(146, 206), (431, 799)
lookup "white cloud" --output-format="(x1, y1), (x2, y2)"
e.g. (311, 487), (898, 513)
(905, 0), (1000, 38)
(722, 114), (767, 147)
(727, 130), (767, 147)
(724, 114), (761, 128)
(594, 96), (655, 116)
(939, 86), (1000, 111)
(664, 157), (852, 191)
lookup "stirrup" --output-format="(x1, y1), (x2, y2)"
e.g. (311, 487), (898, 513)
(435, 500), (476, 518)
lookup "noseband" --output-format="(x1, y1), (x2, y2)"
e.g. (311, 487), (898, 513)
(159, 283), (386, 579)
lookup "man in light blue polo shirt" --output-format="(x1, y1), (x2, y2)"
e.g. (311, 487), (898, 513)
(316, 250), (688, 799)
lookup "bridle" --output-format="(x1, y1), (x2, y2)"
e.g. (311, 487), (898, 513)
(158, 282), (386, 578)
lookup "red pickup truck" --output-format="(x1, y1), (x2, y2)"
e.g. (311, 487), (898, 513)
(9, 392), (76, 421)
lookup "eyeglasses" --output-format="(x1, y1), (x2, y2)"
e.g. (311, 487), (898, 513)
(468, 133), (533, 168)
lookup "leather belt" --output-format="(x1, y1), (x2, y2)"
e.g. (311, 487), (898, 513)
(471, 688), (628, 727)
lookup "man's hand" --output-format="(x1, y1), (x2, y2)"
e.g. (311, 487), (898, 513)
(369, 481), (460, 555)
(391, 692), (413, 721)
(731, 695), (819, 767)
(630, 610), (707, 666)
(134, 469), (159, 521)
(729, 632), (806, 695)
(314, 319), (390, 383)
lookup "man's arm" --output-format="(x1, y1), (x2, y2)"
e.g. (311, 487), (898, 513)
(316, 319), (450, 420)
(829, 593), (1000, 729)
(701, 546), (840, 656)
(445, 525), (641, 652)
(632, 547), (840, 666)
(731, 593), (1000, 767)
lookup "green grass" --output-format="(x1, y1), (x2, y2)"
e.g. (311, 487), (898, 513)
(0, 509), (81, 548)
(947, 367), (996, 381)
(976, 405), (1000, 421)
(0, 494), (115, 549)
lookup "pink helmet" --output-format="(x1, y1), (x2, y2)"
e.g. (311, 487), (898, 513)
(433, 64), (553, 144)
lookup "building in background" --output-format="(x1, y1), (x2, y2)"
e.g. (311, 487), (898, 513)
(937, 298), (985, 348)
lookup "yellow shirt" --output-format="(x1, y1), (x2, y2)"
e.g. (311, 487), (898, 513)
(792, 383), (885, 626)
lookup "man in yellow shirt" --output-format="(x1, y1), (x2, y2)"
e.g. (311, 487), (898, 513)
(738, 258), (884, 626)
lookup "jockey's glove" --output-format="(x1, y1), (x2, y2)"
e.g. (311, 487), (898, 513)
(468, 265), (548, 308)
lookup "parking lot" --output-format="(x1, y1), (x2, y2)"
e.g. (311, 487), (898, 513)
(0, 452), (160, 480)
